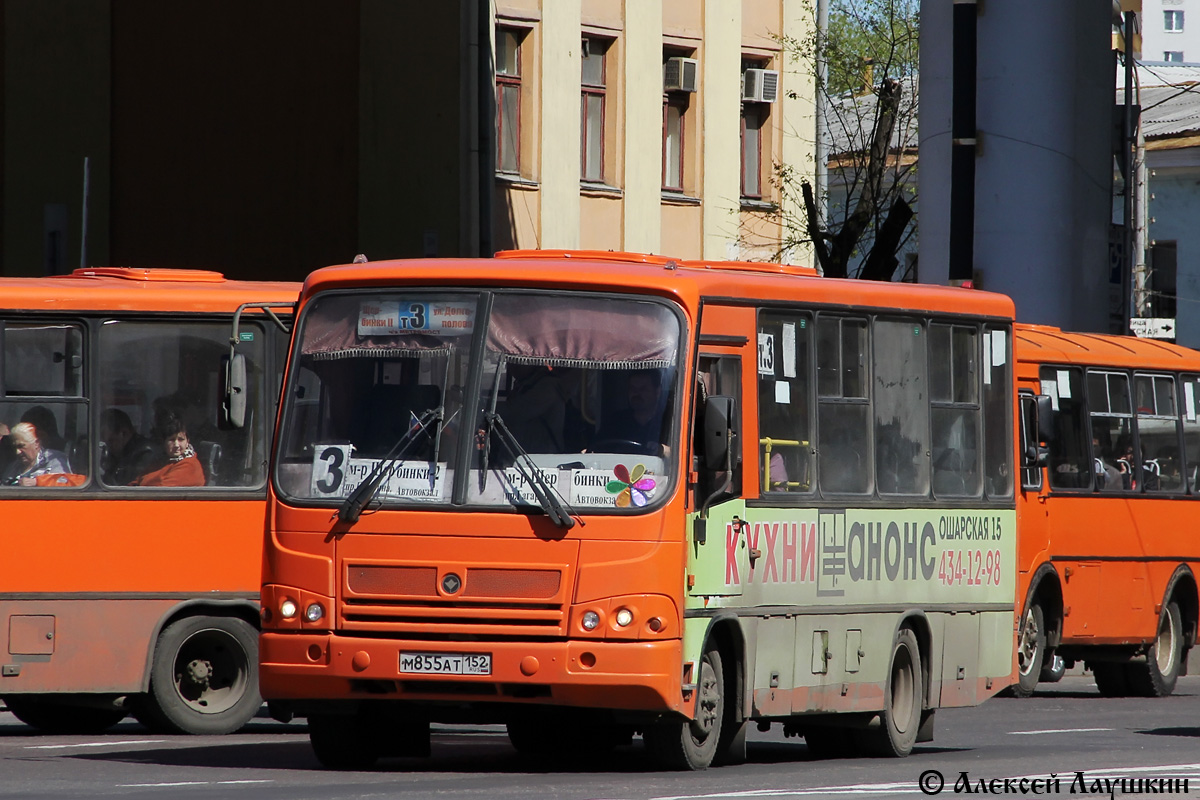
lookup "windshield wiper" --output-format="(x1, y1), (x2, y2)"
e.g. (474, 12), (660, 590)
(338, 406), (442, 524)
(486, 411), (577, 529)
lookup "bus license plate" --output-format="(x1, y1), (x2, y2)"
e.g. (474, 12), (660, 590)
(399, 652), (491, 675)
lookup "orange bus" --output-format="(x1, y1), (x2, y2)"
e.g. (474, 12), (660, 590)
(0, 268), (297, 734)
(1012, 324), (1200, 697)
(259, 251), (1017, 770)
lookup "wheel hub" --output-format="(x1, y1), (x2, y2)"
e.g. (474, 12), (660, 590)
(183, 658), (213, 689)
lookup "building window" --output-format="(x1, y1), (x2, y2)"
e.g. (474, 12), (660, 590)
(1149, 241), (1178, 318)
(1165, 50), (1185, 62)
(496, 28), (523, 174)
(741, 104), (764, 198)
(1165, 10), (1185, 31)
(581, 38), (608, 183)
(662, 51), (694, 192)
(663, 97), (686, 191)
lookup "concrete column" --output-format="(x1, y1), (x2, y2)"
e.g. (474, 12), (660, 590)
(539, 0), (582, 249)
(919, 0), (1112, 332)
(622, 0), (662, 255)
(702, 0), (741, 261)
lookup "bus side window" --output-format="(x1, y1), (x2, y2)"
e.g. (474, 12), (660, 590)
(874, 318), (930, 496)
(816, 316), (870, 495)
(1042, 366), (1089, 490)
(1135, 373), (1183, 493)
(1087, 370), (1135, 492)
(756, 311), (812, 494)
(0, 321), (88, 488)
(1181, 375), (1200, 494)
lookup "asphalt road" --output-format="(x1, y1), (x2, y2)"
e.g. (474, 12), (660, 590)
(2, 673), (1199, 800)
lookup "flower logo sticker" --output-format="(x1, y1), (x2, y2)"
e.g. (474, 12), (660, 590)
(606, 464), (656, 508)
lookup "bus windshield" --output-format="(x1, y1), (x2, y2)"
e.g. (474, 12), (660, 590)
(275, 290), (683, 514)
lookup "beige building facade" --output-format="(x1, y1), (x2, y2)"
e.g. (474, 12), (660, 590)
(491, 0), (815, 262)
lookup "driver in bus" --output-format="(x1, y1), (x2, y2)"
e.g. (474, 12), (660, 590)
(595, 370), (668, 456)
(1, 422), (71, 486)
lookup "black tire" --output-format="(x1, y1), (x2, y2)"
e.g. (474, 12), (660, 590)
(309, 713), (382, 770)
(857, 628), (923, 757)
(1040, 653), (1066, 683)
(1127, 601), (1183, 697)
(1091, 662), (1132, 697)
(804, 727), (858, 759)
(2, 696), (126, 734)
(644, 642), (724, 770)
(1012, 603), (1046, 698)
(132, 616), (261, 735)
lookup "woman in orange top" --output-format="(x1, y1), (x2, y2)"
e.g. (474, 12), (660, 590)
(132, 411), (205, 487)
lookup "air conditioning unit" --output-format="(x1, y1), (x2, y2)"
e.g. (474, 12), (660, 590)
(664, 57), (699, 93)
(741, 68), (780, 103)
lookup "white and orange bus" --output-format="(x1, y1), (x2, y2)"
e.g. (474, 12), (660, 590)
(258, 251), (1017, 769)
(0, 268), (297, 734)
(1012, 324), (1200, 697)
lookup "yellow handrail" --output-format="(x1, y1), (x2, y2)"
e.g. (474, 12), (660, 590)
(759, 437), (810, 492)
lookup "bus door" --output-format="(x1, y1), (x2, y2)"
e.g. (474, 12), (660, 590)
(688, 307), (753, 598)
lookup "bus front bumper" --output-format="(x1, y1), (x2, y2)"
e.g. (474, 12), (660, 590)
(260, 632), (685, 714)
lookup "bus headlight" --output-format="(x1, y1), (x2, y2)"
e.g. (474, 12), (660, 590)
(581, 611), (601, 631)
(614, 608), (634, 628)
(304, 603), (325, 623)
(280, 599), (298, 619)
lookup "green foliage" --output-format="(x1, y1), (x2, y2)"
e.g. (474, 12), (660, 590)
(826, 0), (919, 96)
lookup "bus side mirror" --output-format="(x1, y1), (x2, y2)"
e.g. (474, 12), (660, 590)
(703, 395), (734, 471)
(223, 352), (248, 429)
(1024, 445), (1049, 468)
(1036, 394), (1055, 444)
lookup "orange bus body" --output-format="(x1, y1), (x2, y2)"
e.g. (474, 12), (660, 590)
(1013, 323), (1200, 697)
(261, 252), (1018, 769)
(0, 268), (298, 734)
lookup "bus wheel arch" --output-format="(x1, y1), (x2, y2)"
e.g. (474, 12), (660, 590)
(1126, 567), (1195, 697)
(896, 611), (933, 712)
(1012, 566), (1063, 697)
(858, 617), (926, 757)
(131, 603), (262, 735)
(1162, 566), (1198, 655)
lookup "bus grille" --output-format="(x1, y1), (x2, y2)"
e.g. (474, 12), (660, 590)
(341, 564), (567, 638)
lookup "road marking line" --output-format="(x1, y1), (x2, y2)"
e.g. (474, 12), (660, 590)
(26, 740), (166, 750)
(1008, 727), (1113, 735)
(117, 781), (273, 788)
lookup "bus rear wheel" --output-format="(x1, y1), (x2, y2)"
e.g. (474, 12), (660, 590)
(3, 695), (126, 734)
(132, 616), (260, 735)
(1127, 601), (1183, 697)
(858, 628), (923, 757)
(1091, 662), (1132, 697)
(643, 642), (724, 770)
(1012, 603), (1046, 698)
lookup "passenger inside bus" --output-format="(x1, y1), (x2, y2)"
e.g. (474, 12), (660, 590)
(1092, 434), (1122, 491)
(130, 411), (205, 487)
(1, 421), (71, 486)
(101, 408), (158, 486)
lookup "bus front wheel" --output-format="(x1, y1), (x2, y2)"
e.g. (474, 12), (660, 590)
(1127, 601), (1183, 697)
(644, 642), (724, 770)
(1013, 603), (1046, 697)
(858, 628), (923, 757)
(132, 615), (261, 735)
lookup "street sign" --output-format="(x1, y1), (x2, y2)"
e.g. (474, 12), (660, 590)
(1129, 317), (1176, 339)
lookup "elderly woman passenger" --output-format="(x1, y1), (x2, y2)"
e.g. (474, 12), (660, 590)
(1, 422), (71, 486)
